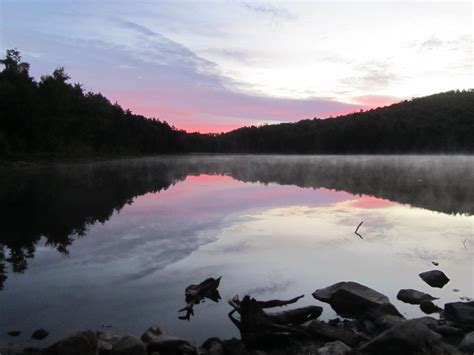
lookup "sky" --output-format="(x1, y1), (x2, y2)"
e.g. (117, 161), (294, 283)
(1, 1), (472, 133)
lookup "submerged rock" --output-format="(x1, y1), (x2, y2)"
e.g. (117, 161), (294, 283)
(418, 270), (450, 288)
(57, 330), (98, 355)
(7, 331), (21, 337)
(359, 320), (459, 355)
(317, 340), (352, 355)
(396, 289), (438, 305)
(312, 281), (402, 319)
(112, 335), (146, 355)
(444, 301), (474, 329)
(31, 329), (49, 340)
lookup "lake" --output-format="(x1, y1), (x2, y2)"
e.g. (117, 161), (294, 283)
(0, 155), (473, 349)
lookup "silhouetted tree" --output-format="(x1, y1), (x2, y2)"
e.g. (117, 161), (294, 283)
(0, 48), (473, 157)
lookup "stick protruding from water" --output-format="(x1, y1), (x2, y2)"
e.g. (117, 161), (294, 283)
(355, 221), (364, 239)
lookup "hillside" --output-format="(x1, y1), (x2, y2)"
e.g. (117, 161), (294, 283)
(208, 91), (474, 153)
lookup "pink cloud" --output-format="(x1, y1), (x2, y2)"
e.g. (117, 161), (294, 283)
(351, 95), (401, 108)
(106, 89), (363, 133)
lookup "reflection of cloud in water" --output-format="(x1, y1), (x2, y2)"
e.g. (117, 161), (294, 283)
(2, 155), (473, 281)
(245, 279), (293, 297)
(349, 196), (395, 209)
(2, 161), (473, 347)
(215, 241), (251, 253)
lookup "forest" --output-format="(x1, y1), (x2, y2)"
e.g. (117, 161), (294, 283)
(1, 49), (473, 157)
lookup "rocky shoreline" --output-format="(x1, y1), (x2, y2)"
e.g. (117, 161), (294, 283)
(2, 270), (474, 355)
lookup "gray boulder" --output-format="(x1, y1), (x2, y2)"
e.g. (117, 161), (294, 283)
(374, 315), (405, 330)
(201, 338), (224, 355)
(31, 329), (49, 340)
(396, 289), (438, 304)
(444, 301), (474, 330)
(420, 300), (441, 314)
(359, 320), (460, 355)
(317, 340), (352, 355)
(459, 331), (474, 353)
(419, 270), (450, 288)
(432, 325), (464, 343)
(97, 331), (121, 346)
(57, 330), (98, 355)
(208, 342), (223, 355)
(312, 281), (402, 319)
(147, 334), (196, 354)
(141, 326), (162, 343)
(112, 335), (146, 355)
(412, 316), (438, 328)
(221, 338), (248, 355)
(98, 339), (113, 352)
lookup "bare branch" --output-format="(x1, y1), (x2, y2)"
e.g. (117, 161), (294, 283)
(355, 221), (364, 239)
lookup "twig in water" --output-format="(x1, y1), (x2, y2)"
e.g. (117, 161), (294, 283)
(354, 221), (364, 239)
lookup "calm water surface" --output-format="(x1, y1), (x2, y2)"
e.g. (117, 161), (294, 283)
(0, 155), (473, 348)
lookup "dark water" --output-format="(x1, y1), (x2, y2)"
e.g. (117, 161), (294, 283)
(0, 155), (473, 348)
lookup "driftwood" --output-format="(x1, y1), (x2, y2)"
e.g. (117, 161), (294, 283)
(229, 294), (304, 310)
(228, 295), (323, 346)
(269, 306), (324, 326)
(179, 276), (221, 321)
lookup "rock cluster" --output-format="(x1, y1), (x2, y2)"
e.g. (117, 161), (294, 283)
(4, 272), (473, 355)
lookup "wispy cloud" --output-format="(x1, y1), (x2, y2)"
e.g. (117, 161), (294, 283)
(341, 61), (397, 91)
(240, 1), (295, 21)
(116, 19), (157, 37)
(409, 34), (472, 51)
(113, 18), (221, 79)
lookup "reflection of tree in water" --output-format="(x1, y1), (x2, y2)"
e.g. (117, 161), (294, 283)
(0, 246), (7, 290)
(0, 160), (190, 289)
(0, 156), (472, 290)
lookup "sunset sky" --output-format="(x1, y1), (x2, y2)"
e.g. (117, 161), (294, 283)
(1, 1), (472, 133)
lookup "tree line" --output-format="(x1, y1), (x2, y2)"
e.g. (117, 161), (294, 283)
(1, 49), (473, 157)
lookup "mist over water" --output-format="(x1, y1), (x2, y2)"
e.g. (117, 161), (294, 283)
(0, 155), (473, 348)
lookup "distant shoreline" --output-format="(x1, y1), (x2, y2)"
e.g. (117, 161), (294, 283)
(2, 152), (474, 166)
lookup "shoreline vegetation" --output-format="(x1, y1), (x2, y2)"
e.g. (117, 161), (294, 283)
(3, 273), (474, 355)
(1, 49), (473, 159)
